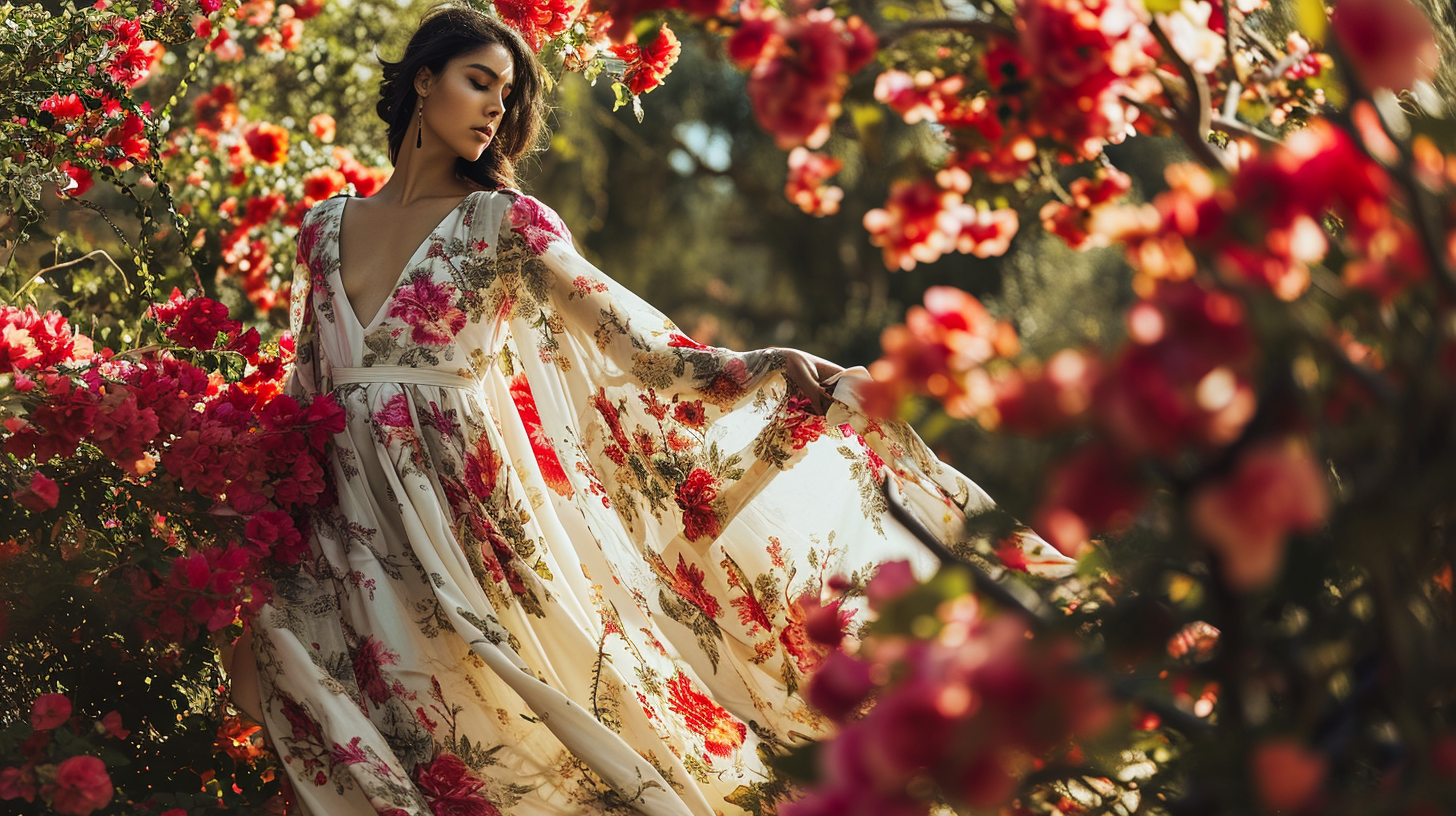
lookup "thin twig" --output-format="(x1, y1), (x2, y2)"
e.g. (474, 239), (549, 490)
(1149, 18), (1232, 172)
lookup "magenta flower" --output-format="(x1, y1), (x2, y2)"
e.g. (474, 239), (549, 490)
(388, 277), (466, 347)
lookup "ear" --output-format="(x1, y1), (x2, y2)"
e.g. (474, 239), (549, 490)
(413, 65), (435, 98)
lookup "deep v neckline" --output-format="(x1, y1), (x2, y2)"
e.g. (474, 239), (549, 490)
(333, 190), (480, 332)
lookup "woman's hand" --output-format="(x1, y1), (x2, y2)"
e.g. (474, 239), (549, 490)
(777, 347), (845, 415)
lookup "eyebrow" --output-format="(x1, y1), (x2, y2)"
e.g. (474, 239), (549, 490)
(466, 64), (514, 88)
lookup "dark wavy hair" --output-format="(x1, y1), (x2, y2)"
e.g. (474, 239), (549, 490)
(375, 4), (546, 190)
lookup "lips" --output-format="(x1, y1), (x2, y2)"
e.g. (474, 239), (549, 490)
(472, 126), (493, 138)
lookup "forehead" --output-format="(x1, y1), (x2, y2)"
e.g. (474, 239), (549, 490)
(451, 43), (514, 80)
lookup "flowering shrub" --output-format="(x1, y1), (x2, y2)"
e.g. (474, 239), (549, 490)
(5, 0), (1456, 814)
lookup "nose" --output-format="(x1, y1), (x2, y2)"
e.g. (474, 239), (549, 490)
(485, 90), (505, 119)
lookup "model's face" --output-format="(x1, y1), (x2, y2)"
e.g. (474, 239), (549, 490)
(416, 42), (515, 162)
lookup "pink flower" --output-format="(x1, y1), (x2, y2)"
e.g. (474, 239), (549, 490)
(507, 194), (573, 255)
(98, 711), (128, 740)
(388, 277), (466, 347)
(1190, 440), (1329, 591)
(865, 560), (918, 610)
(1, 305), (81, 373)
(30, 693), (72, 730)
(47, 755), (114, 816)
(0, 764), (38, 802)
(14, 472), (60, 513)
(954, 207), (1019, 258)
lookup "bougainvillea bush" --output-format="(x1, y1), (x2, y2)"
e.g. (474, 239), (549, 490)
(4, 0), (1456, 813)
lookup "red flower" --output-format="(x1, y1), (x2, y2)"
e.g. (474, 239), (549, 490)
(674, 468), (721, 542)
(672, 399), (706, 429)
(495, 0), (574, 51)
(192, 83), (239, 134)
(30, 693), (72, 730)
(1032, 444), (1147, 557)
(308, 112), (336, 142)
(46, 755), (113, 816)
(244, 122), (290, 166)
(1251, 738), (1327, 814)
(785, 147), (844, 216)
(40, 93), (86, 120)
(14, 472), (61, 513)
(666, 670), (746, 758)
(152, 288), (242, 351)
(862, 179), (966, 272)
(1331, 0), (1438, 92)
(56, 162), (93, 198)
(740, 9), (877, 150)
(612, 24), (681, 96)
(866, 286), (1020, 418)
(302, 166), (346, 203)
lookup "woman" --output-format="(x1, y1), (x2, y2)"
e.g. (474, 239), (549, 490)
(234, 5), (1070, 815)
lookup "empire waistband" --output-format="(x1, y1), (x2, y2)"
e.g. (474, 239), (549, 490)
(330, 366), (479, 390)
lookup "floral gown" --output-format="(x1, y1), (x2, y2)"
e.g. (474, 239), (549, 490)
(254, 188), (1072, 816)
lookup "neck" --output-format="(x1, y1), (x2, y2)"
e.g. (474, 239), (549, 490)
(378, 139), (479, 204)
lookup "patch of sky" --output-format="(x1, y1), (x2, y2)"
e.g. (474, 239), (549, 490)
(668, 120), (733, 176)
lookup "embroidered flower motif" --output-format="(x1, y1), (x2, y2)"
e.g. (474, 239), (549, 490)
(351, 634), (401, 705)
(631, 351), (676, 390)
(671, 554), (721, 619)
(388, 276), (466, 346)
(673, 399), (707, 430)
(414, 753), (502, 816)
(372, 393), (417, 448)
(675, 468), (722, 542)
(666, 670), (746, 759)
(508, 194), (573, 255)
(463, 432), (500, 501)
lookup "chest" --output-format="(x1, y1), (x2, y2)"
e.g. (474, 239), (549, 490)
(334, 196), (467, 323)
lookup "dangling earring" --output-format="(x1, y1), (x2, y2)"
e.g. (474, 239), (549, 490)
(414, 100), (424, 149)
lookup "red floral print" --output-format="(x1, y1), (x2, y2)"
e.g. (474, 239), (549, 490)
(672, 399), (707, 430)
(671, 554), (721, 618)
(666, 670), (746, 758)
(414, 753), (502, 816)
(463, 433), (500, 501)
(509, 373), (574, 498)
(674, 468), (721, 542)
(351, 635), (401, 705)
